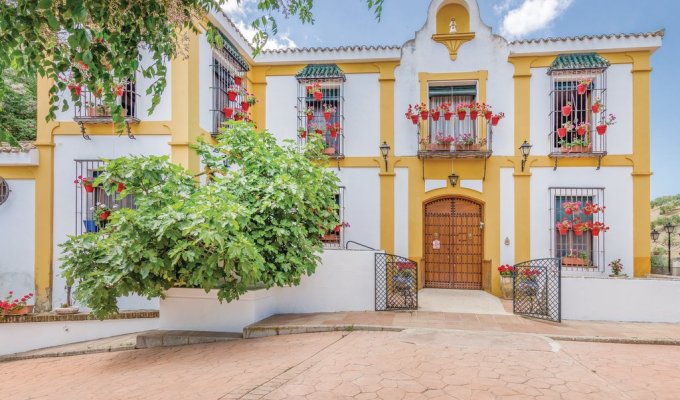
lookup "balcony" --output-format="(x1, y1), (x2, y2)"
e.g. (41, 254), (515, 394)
(73, 83), (140, 139)
(415, 112), (494, 159)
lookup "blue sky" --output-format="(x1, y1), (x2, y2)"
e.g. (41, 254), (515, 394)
(225, 0), (678, 199)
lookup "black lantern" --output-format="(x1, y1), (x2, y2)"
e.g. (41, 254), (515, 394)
(448, 172), (459, 187)
(663, 223), (676, 234)
(651, 229), (660, 242)
(379, 141), (390, 172)
(519, 140), (532, 172)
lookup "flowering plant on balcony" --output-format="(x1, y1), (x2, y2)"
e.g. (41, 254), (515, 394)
(469, 102), (481, 119)
(303, 106), (315, 120)
(415, 102), (429, 119)
(234, 109), (249, 122)
(583, 201), (605, 215)
(556, 219), (572, 235)
(435, 134), (455, 144)
(498, 264), (514, 277)
(490, 112), (505, 126)
(577, 78), (592, 95)
(587, 221), (609, 236)
(298, 127), (307, 139)
(327, 122), (341, 138)
(572, 220), (589, 236)
(455, 102), (469, 120)
(333, 221), (350, 233)
(561, 201), (581, 215)
(591, 97), (604, 113)
(478, 102), (493, 120)
(309, 122), (324, 135)
(438, 102), (451, 113)
(596, 113), (616, 135)
(454, 133), (486, 146)
(557, 121), (573, 138)
(227, 85), (243, 101)
(430, 108), (441, 121)
(1, 291), (34, 317)
(559, 137), (591, 153)
(405, 104), (419, 124)
(91, 203), (117, 222)
(74, 175), (94, 192)
(322, 103), (336, 121)
(576, 122), (589, 136)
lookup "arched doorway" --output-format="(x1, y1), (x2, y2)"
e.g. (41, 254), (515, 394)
(423, 196), (484, 289)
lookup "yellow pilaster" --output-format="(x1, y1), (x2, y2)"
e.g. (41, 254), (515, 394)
(34, 75), (57, 311)
(378, 62), (399, 253)
(170, 31), (202, 173)
(629, 51), (653, 276)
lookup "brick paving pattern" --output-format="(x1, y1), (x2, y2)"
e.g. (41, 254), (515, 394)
(2, 329), (680, 399)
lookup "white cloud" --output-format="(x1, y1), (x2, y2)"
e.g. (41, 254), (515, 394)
(493, 0), (516, 15)
(221, 0), (297, 50)
(499, 0), (574, 38)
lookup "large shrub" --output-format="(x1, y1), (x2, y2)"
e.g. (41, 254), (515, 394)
(60, 123), (340, 318)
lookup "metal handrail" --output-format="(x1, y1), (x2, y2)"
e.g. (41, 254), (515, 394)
(345, 241), (377, 251)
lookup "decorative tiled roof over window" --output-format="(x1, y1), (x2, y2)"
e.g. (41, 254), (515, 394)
(219, 32), (250, 71)
(296, 64), (346, 81)
(548, 53), (610, 72)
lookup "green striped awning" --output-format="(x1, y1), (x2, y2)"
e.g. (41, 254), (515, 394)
(296, 64), (346, 81)
(549, 53), (610, 73)
(429, 85), (477, 97)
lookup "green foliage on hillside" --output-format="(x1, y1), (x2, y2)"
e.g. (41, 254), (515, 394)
(0, 68), (36, 145)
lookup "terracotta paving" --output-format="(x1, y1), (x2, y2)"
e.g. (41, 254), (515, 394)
(2, 329), (680, 399)
(248, 308), (680, 343)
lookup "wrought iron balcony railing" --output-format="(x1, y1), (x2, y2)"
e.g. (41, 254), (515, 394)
(415, 113), (494, 159)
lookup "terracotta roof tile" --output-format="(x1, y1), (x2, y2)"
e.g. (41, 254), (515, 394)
(509, 29), (664, 45)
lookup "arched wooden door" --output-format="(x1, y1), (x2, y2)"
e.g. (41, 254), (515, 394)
(423, 197), (483, 289)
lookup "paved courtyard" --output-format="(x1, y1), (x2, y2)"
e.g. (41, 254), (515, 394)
(2, 329), (680, 399)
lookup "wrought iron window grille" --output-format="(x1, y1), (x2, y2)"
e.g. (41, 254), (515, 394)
(321, 187), (346, 248)
(211, 39), (249, 136)
(73, 79), (140, 140)
(549, 187), (606, 273)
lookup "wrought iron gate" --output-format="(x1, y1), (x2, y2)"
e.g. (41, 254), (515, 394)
(375, 253), (418, 311)
(513, 258), (561, 322)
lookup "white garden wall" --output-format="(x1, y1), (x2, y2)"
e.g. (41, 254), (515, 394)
(0, 179), (36, 301)
(160, 249), (378, 332)
(343, 74), (380, 157)
(334, 168), (381, 250)
(562, 276), (680, 323)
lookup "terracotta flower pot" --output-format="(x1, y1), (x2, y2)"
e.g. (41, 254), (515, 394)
(6, 305), (33, 315)
(234, 76), (242, 86)
(426, 143), (450, 151)
(591, 104), (600, 113)
(557, 128), (567, 138)
(562, 257), (586, 266)
(444, 112), (453, 121)
(485, 111), (492, 121)
(322, 233), (339, 242)
(431, 111), (440, 121)
(591, 227), (601, 236)
(596, 125), (607, 135)
(562, 105), (572, 117)
(558, 227), (568, 236)
(500, 276), (513, 300)
(456, 144), (481, 151)
(322, 147), (336, 155)
(420, 111), (429, 120)
(410, 115), (419, 125)
(470, 111), (478, 120)
(330, 130), (338, 139)
(223, 107), (234, 118)
(457, 111), (466, 121)
(491, 116), (500, 126)
(87, 107), (97, 117)
(117, 182), (125, 193)
(324, 112), (332, 121)
(313, 92), (323, 101)
(577, 84), (588, 95)
(561, 145), (588, 153)
(227, 91), (237, 101)
(83, 183), (94, 193)
(241, 101), (249, 111)
(307, 114), (313, 121)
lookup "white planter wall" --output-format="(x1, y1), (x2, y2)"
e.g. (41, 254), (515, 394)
(562, 276), (680, 323)
(334, 168), (381, 250)
(160, 250), (378, 332)
(0, 179), (36, 301)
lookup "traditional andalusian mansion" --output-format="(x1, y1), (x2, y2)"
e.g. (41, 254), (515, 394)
(0, 0), (663, 312)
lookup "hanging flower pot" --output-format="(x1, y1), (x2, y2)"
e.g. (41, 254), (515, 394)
(457, 110), (466, 121)
(117, 182), (125, 193)
(410, 115), (419, 125)
(315, 129), (323, 135)
(322, 147), (335, 155)
(596, 125), (607, 135)
(241, 101), (250, 111)
(99, 211), (111, 221)
(223, 107), (234, 118)
(491, 115), (500, 126)
(577, 84), (588, 95)
(565, 208), (573, 215)
(558, 227), (569, 236)
(431, 111), (440, 121)
(313, 92), (323, 101)
(227, 90), (237, 102)
(234, 76), (242, 86)
(574, 228), (584, 237)
(576, 126), (586, 136)
(330, 129), (338, 139)
(324, 112), (332, 121)
(420, 110), (429, 120)
(591, 104), (600, 113)
(234, 114), (243, 121)
(557, 127), (567, 138)
(562, 104), (572, 117)
(485, 111), (492, 121)
(444, 112), (453, 121)
(591, 227), (601, 236)
(83, 183), (94, 193)
(299, 130), (307, 139)
(470, 110), (478, 120)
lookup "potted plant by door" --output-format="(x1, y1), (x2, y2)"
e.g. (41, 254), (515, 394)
(0, 291), (34, 317)
(393, 262), (417, 290)
(498, 264), (514, 300)
(608, 259), (627, 278)
(596, 113), (616, 135)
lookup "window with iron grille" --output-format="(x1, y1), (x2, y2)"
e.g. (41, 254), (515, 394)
(549, 187), (606, 272)
(321, 187), (346, 248)
(296, 64), (345, 158)
(548, 53), (609, 157)
(75, 160), (135, 235)
(211, 34), (249, 135)
(73, 79), (139, 121)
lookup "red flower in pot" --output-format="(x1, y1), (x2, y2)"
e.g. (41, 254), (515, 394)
(223, 107), (234, 118)
(117, 182), (125, 193)
(322, 103), (336, 121)
(587, 221), (609, 236)
(234, 76), (242, 86)
(562, 201), (581, 215)
(491, 112), (505, 127)
(74, 176), (94, 193)
(431, 109), (440, 121)
(561, 102), (573, 117)
(577, 78), (592, 95)
(455, 102), (469, 121)
(405, 104), (419, 125)
(591, 98), (603, 114)
(596, 113), (616, 135)
(572, 221), (589, 237)
(556, 220), (572, 235)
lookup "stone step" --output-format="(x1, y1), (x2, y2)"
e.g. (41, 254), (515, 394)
(135, 330), (242, 349)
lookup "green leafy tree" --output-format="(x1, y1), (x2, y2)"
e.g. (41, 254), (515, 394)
(0, 0), (383, 136)
(0, 68), (36, 145)
(60, 122), (340, 318)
